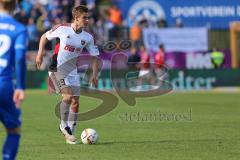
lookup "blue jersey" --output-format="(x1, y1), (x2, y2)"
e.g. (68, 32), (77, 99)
(0, 12), (28, 89)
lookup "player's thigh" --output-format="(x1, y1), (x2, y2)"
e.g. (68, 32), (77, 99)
(52, 74), (80, 100)
(49, 71), (69, 94)
(64, 75), (80, 97)
(70, 86), (80, 97)
(72, 96), (79, 104)
(62, 87), (74, 102)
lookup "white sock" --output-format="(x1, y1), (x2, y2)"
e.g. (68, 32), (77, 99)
(68, 121), (77, 134)
(68, 107), (78, 134)
(61, 120), (68, 128)
(60, 101), (70, 128)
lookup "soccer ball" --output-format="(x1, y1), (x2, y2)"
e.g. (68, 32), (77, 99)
(81, 128), (99, 144)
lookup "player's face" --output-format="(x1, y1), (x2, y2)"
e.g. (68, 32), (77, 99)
(76, 12), (89, 27)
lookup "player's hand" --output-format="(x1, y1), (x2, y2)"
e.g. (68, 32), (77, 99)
(36, 54), (43, 70)
(90, 75), (98, 87)
(13, 89), (25, 108)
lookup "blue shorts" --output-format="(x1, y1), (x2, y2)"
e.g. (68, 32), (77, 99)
(0, 84), (21, 129)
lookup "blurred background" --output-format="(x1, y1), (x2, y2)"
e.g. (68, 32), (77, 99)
(18, 0), (240, 91)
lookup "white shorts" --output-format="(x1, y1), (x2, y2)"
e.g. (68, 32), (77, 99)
(48, 71), (81, 96)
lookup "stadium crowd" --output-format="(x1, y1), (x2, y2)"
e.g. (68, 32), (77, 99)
(17, 0), (182, 49)
(17, 0), (178, 70)
(16, 0), (124, 50)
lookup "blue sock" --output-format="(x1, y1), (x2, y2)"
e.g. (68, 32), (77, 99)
(2, 133), (20, 160)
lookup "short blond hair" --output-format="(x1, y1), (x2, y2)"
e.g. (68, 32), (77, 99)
(72, 5), (88, 20)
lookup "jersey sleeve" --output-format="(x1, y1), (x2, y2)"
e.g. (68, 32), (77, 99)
(45, 25), (63, 40)
(14, 28), (28, 50)
(15, 28), (28, 89)
(86, 35), (99, 56)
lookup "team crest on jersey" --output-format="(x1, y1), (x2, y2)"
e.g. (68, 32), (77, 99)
(81, 40), (86, 45)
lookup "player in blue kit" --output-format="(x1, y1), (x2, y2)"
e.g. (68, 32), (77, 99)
(0, 0), (28, 159)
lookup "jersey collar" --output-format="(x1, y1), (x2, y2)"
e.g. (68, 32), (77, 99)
(71, 23), (84, 34)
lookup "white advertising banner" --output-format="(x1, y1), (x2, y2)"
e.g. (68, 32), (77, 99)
(143, 28), (208, 52)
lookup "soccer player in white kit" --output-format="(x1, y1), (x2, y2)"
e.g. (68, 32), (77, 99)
(36, 5), (99, 144)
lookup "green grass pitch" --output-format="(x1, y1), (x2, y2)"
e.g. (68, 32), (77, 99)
(0, 90), (240, 160)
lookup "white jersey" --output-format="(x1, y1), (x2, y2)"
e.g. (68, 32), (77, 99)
(46, 23), (99, 76)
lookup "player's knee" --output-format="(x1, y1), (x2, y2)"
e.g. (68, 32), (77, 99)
(63, 95), (74, 103)
(7, 128), (21, 134)
(71, 98), (79, 108)
(71, 97), (79, 107)
(71, 105), (79, 113)
(61, 87), (73, 95)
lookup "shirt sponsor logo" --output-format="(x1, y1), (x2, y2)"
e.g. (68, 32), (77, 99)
(64, 44), (81, 53)
(64, 45), (75, 52)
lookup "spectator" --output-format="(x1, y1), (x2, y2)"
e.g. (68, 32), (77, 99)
(36, 12), (51, 35)
(107, 4), (123, 41)
(139, 19), (148, 28)
(89, 15), (106, 45)
(27, 18), (38, 40)
(87, 0), (99, 23)
(50, 9), (60, 22)
(139, 45), (150, 76)
(154, 44), (165, 68)
(157, 19), (167, 28)
(37, 0), (49, 9)
(20, 0), (33, 17)
(74, 0), (81, 6)
(134, 45), (152, 90)
(154, 44), (167, 81)
(128, 46), (141, 69)
(108, 4), (122, 25)
(175, 18), (183, 28)
(32, 2), (46, 22)
(14, 10), (28, 25)
(130, 22), (141, 48)
(27, 18), (38, 50)
(62, 0), (74, 21)
(48, 0), (59, 12)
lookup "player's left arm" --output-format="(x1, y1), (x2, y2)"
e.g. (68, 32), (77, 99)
(14, 28), (28, 107)
(91, 56), (98, 84)
(86, 35), (99, 86)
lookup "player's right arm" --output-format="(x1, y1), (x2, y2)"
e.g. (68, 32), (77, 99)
(36, 33), (48, 70)
(36, 24), (62, 70)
